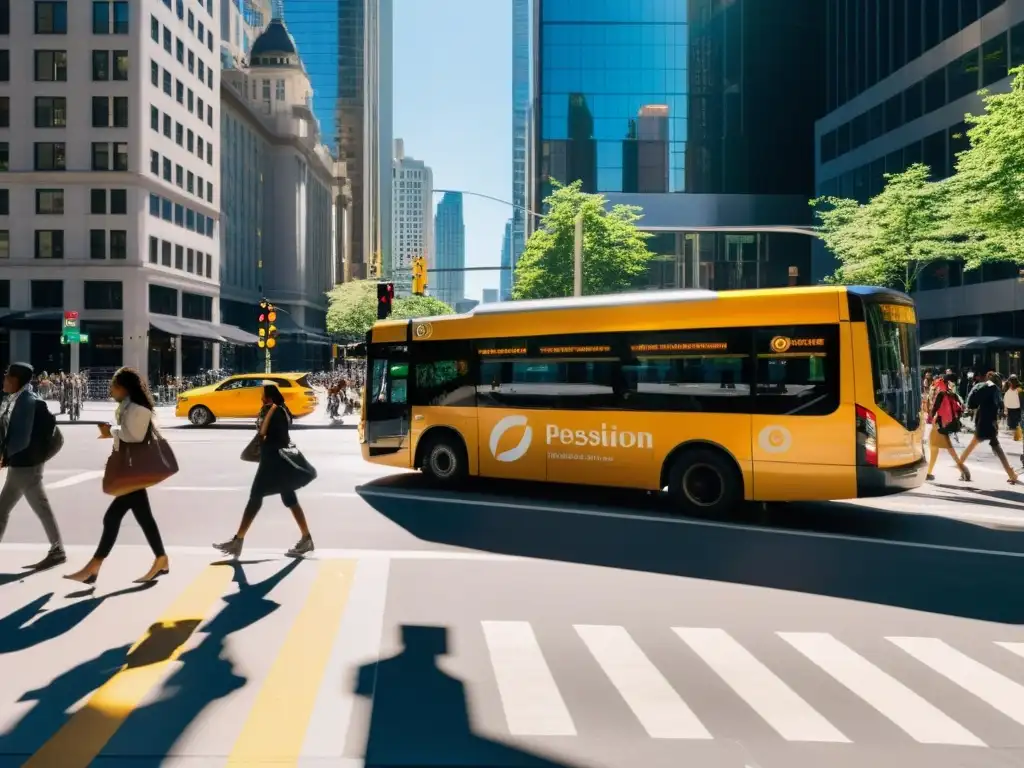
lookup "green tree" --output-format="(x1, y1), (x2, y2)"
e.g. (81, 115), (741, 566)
(812, 164), (965, 292)
(326, 279), (454, 341)
(512, 180), (655, 299)
(947, 65), (1024, 260)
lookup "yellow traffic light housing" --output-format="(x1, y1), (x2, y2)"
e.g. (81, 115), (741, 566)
(411, 256), (428, 296)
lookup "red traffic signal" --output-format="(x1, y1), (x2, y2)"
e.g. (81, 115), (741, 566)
(377, 282), (394, 320)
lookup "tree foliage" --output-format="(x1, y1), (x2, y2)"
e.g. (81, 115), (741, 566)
(946, 65), (1024, 260)
(512, 180), (655, 299)
(812, 164), (962, 292)
(326, 280), (454, 340)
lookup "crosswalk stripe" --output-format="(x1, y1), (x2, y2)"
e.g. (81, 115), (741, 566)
(889, 637), (1024, 727)
(996, 641), (1024, 661)
(779, 632), (984, 746)
(226, 559), (358, 765)
(575, 625), (711, 739)
(481, 620), (576, 736)
(23, 564), (234, 768)
(673, 627), (849, 743)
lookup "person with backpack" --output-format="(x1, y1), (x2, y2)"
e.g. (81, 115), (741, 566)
(960, 371), (1019, 484)
(0, 362), (66, 568)
(926, 373), (970, 482)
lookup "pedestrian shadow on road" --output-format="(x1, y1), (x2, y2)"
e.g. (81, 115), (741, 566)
(360, 480), (1024, 624)
(929, 484), (1024, 509)
(0, 582), (155, 654)
(354, 624), (585, 768)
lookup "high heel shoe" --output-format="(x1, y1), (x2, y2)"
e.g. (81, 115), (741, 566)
(63, 571), (97, 585)
(133, 568), (169, 584)
(960, 466), (972, 482)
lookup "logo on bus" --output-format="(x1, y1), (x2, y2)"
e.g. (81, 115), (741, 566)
(490, 415), (533, 462)
(758, 425), (792, 454)
(770, 336), (791, 353)
(413, 322), (433, 339)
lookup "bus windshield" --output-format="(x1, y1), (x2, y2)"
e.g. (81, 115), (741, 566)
(865, 303), (921, 431)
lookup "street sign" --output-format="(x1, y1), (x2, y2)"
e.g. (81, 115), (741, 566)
(79, 334), (89, 343)
(63, 328), (80, 342)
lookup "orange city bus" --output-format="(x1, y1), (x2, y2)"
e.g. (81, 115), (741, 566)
(359, 285), (925, 514)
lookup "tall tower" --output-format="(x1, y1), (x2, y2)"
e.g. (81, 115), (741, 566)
(433, 193), (465, 308)
(511, 0), (529, 294)
(500, 218), (513, 300)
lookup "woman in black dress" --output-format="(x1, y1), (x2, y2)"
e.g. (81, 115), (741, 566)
(214, 384), (316, 557)
(959, 371), (1019, 484)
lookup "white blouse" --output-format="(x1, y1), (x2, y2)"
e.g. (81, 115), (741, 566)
(1005, 387), (1021, 409)
(111, 401), (153, 450)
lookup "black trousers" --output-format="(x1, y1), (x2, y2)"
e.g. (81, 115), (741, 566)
(95, 489), (166, 559)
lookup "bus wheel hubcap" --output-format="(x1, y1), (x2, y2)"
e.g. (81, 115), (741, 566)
(431, 447), (455, 477)
(682, 464), (723, 507)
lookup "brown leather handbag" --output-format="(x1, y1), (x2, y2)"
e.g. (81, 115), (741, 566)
(102, 424), (179, 496)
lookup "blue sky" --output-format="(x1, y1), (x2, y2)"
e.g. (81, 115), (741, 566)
(393, 0), (512, 301)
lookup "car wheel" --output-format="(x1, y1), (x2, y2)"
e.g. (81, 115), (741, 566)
(667, 447), (742, 516)
(189, 405), (214, 427)
(420, 433), (468, 486)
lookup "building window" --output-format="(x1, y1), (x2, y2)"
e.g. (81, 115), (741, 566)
(162, 157), (171, 180)
(163, 26), (171, 53)
(89, 229), (106, 259)
(182, 292), (212, 321)
(176, 79), (184, 104)
(176, 38), (183, 63)
(160, 240), (171, 266)
(114, 142), (128, 171)
(0, 189), (7, 215)
(110, 188), (126, 214)
(0, 143), (8, 172)
(84, 280), (123, 310)
(148, 236), (158, 263)
(92, 96), (109, 127)
(150, 283), (177, 315)
(150, 105), (159, 131)
(0, 0), (9, 36)
(112, 1), (127, 33)
(92, 1), (109, 33)
(150, 60), (158, 86)
(150, 150), (159, 174)
(0, 232), (8, 260)
(162, 113), (171, 137)
(0, 50), (8, 81)
(113, 50), (128, 80)
(92, 50), (108, 80)
(110, 230), (126, 259)
(31, 280), (63, 307)
(35, 96), (66, 128)
(35, 189), (64, 214)
(0, 97), (7, 128)
(113, 96), (128, 127)
(34, 50), (67, 81)
(150, 14), (159, 42)
(186, 248), (194, 272)
(34, 230), (64, 259)
(91, 142), (109, 170)
(34, 142), (65, 171)
(175, 244), (183, 269)
(90, 188), (106, 214)
(149, 192), (159, 216)
(163, 69), (171, 95)
(35, 2), (67, 34)
(175, 164), (183, 187)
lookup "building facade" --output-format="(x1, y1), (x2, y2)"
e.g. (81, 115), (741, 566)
(0, 0), (257, 382)
(220, 17), (338, 373)
(219, 0), (270, 70)
(434, 192), (465, 308)
(814, 0), (1023, 352)
(500, 217), (513, 300)
(282, 0), (338, 148)
(391, 139), (432, 296)
(511, 0), (529, 296)
(531, 0), (825, 291)
(336, 0), (392, 283)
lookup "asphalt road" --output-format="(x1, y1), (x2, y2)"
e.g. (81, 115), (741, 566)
(0, 411), (1023, 767)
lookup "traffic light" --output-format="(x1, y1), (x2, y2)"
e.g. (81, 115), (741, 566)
(411, 256), (428, 296)
(377, 282), (394, 320)
(257, 299), (278, 349)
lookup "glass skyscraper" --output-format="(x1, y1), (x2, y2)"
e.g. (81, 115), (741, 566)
(532, 0), (825, 291)
(511, 0), (530, 297)
(284, 1), (339, 149)
(434, 192), (466, 308)
(500, 218), (513, 300)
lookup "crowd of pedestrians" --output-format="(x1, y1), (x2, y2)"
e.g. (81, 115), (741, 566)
(923, 367), (1022, 484)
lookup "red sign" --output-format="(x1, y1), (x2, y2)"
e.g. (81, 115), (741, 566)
(64, 311), (78, 320)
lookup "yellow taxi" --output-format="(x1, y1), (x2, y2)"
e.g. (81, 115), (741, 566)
(175, 372), (319, 426)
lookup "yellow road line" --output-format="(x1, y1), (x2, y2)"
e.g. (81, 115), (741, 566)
(226, 559), (357, 765)
(24, 564), (235, 768)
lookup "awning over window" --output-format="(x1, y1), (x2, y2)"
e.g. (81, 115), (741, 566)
(0, 310), (64, 330)
(920, 336), (1024, 352)
(149, 315), (224, 342)
(215, 323), (259, 345)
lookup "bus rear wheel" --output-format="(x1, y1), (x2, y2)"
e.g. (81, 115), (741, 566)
(420, 432), (468, 486)
(668, 448), (742, 516)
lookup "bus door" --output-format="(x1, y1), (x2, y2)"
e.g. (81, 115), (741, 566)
(750, 325), (853, 500)
(365, 344), (411, 465)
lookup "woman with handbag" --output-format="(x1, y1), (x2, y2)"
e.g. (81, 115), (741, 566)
(65, 368), (171, 585)
(213, 383), (316, 558)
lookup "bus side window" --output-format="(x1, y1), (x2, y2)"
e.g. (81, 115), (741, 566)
(753, 326), (840, 416)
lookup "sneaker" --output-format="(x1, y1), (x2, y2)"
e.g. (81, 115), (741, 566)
(213, 537), (243, 558)
(24, 545), (66, 570)
(286, 535), (314, 558)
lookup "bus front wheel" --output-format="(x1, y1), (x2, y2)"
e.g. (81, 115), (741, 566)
(668, 448), (741, 516)
(420, 432), (468, 486)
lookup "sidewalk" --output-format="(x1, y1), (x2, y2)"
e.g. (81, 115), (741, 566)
(46, 399), (340, 428)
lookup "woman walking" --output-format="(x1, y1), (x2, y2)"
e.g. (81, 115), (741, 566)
(960, 371), (1020, 484)
(65, 368), (170, 584)
(925, 373), (970, 481)
(214, 383), (315, 558)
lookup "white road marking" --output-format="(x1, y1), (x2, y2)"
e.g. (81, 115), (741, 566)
(481, 620), (576, 736)
(45, 470), (104, 489)
(301, 557), (390, 759)
(889, 637), (1024, 727)
(674, 627), (848, 743)
(996, 641), (1024, 660)
(356, 488), (1024, 559)
(779, 632), (983, 746)
(575, 624), (711, 739)
(0, 543), (523, 561)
